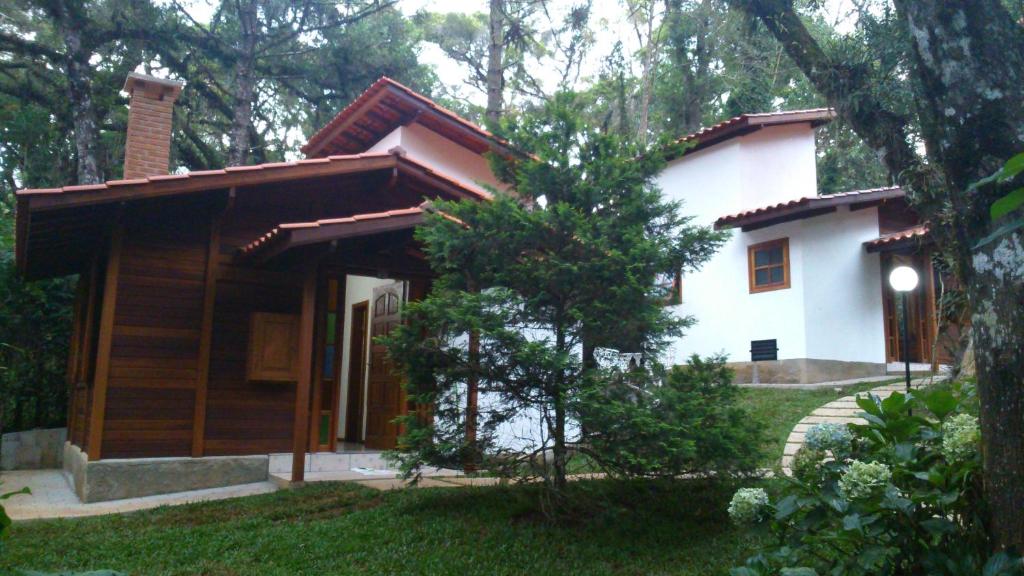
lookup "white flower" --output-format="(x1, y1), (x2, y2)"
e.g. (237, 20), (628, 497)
(728, 487), (770, 524)
(804, 423), (853, 459)
(942, 413), (980, 464)
(838, 460), (891, 500)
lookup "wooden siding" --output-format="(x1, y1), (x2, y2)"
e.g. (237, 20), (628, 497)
(101, 203), (209, 458)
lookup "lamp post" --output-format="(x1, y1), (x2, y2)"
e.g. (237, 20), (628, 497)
(889, 265), (919, 396)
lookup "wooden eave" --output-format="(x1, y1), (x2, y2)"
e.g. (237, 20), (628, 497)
(864, 224), (931, 253)
(239, 207), (426, 265)
(16, 152), (489, 279)
(664, 108), (836, 161)
(301, 77), (520, 160)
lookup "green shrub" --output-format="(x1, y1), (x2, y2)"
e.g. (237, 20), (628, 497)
(575, 354), (764, 479)
(731, 382), (1023, 576)
(0, 483), (30, 554)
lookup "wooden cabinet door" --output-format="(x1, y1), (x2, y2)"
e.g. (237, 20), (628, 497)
(364, 282), (405, 449)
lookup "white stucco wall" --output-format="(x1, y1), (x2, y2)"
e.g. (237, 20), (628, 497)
(656, 122), (886, 365)
(801, 207), (886, 363)
(367, 123), (504, 192)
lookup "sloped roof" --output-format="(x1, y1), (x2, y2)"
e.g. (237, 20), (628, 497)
(301, 77), (516, 158)
(667, 108), (835, 160)
(714, 186), (904, 231)
(239, 206), (426, 264)
(15, 150), (490, 279)
(864, 224), (930, 253)
(16, 150), (490, 210)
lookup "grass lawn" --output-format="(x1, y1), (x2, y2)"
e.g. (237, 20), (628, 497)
(738, 379), (902, 467)
(0, 479), (770, 576)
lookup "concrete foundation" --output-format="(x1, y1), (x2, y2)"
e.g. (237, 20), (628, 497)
(727, 358), (886, 384)
(1, 427), (66, 470)
(62, 442), (269, 503)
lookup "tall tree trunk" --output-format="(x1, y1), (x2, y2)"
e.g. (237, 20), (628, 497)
(891, 0), (1024, 550)
(731, 0), (1024, 551)
(227, 0), (258, 166)
(53, 3), (102, 184)
(486, 0), (505, 124)
(636, 9), (656, 146)
(552, 319), (568, 491)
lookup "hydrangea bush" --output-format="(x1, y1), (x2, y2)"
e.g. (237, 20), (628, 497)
(837, 460), (891, 500)
(803, 422), (853, 459)
(731, 381), (1023, 576)
(728, 488), (770, 525)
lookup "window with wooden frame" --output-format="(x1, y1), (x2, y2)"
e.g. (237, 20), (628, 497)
(748, 238), (790, 293)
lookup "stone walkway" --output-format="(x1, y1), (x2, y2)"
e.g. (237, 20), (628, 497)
(781, 376), (939, 472)
(1, 467), (502, 521)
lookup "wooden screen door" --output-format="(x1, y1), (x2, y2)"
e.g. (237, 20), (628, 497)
(365, 281), (406, 449)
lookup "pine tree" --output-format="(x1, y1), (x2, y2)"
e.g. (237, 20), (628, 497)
(383, 92), (727, 492)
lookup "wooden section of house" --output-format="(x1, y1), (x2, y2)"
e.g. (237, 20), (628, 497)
(37, 166), (457, 462)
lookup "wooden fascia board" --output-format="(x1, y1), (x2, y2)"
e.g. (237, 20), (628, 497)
(253, 213), (425, 265)
(23, 155), (397, 212)
(304, 88), (391, 158)
(739, 206), (837, 231)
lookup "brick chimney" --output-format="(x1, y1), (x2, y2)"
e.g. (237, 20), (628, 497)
(122, 73), (183, 180)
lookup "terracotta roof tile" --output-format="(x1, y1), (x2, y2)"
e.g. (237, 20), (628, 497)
(716, 186), (903, 229)
(239, 205), (427, 259)
(667, 108), (835, 160)
(16, 151), (490, 202)
(864, 224), (930, 250)
(301, 77), (515, 158)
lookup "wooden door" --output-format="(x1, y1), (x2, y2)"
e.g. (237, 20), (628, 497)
(882, 254), (933, 364)
(365, 281), (405, 449)
(344, 301), (369, 442)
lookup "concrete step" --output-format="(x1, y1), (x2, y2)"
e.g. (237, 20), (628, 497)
(268, 451), (393, 474)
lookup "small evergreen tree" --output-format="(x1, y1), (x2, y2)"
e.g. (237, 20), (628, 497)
(383, 93), (732, 492)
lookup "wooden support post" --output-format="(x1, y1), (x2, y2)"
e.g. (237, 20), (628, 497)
(87, 224), (124, 460)
(291, 265), (318, 483)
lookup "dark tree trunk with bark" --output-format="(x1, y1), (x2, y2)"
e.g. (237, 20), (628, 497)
(54, 3), (102, 184)
(730, 0), (1024, 550)
(893, 0), (1024, 550)
(486, 0), (505, 124)
(227, 0), (258, 166)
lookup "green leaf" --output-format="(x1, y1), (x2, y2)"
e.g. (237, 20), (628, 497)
(842, 513), (862, 531)
(780, 569), (819, 576)
(974, 218), (1024, 250)
(999, 152), (1024, 181)
(991, 188), (1024, 220)
(920, 517), (957, 536)
(923, 390), (958, 420)
(774, 495), (799, 520)
(0, 486), (30, 501)
(982, 551), (1022, 576)
(856, 395), (882, 416)
(881, 392), (907, 414)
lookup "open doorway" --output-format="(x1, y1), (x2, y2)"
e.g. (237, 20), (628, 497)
(335, 275), (405, 451)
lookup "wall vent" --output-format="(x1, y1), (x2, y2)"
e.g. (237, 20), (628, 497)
(750, 339), (778, 362)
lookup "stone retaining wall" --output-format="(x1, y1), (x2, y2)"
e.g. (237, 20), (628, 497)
(63, 442), (269, 503)
(1, 427), (66, 470)
(727, 358), (886, 384)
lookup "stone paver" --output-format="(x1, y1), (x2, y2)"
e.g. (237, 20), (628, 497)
(780, 376), (941, 472)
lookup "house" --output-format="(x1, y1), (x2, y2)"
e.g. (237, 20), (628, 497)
(656, 111), (948, 383)
(15, 73), (941, 502)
